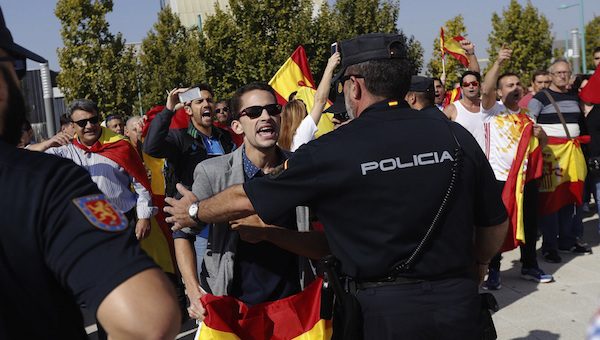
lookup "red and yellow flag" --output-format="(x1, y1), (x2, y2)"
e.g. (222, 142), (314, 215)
(579, 64), (600, 104)
(538, 136), (590, 215)
(500, 117), (543, 252)
(269, 46), (316, 106)
(440, 28), (469, 67)
(196, 278), (332, 340)
(442, 87), (462, 107)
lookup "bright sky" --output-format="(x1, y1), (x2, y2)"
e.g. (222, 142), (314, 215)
(2, 0), (600, 74)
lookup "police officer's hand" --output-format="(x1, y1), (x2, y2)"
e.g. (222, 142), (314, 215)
(135, 218), (151, 240)
(476, 263), (489, 286)
(164, 183), (199, 230)
(166, 88), (189, 111)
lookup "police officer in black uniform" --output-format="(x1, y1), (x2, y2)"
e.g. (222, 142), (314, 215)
(166, 33), (508, 339)
(0, 7), (180, 339)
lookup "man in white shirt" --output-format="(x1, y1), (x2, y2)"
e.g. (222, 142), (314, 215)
(479, 46), (552, 289)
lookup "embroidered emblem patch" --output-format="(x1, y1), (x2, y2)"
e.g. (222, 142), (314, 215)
(72, 194), (128, 232)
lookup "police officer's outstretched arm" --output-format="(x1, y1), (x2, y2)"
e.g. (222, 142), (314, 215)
(96, 268), (181, 339)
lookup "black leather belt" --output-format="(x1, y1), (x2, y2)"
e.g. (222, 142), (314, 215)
(351, 276), (424, 291)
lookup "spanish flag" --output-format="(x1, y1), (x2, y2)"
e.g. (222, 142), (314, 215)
(269, 46), (316, 106)
(500, 118), (543, 252)
(579, 64), (600, 104)
(440, 28), (469, 67)
(293, 86), (334, 138)
(442, 87), (462, 108)
(196, 278), (332, 340)
(538, 136), (590, 215)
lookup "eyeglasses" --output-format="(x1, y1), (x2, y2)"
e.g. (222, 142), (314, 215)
(461, 81), (479, 87)
(0, 56), (27, 79)
(340, 74), (364, 83)
(215, 107), (230, 114)
(72, 116), (100, 128)
(239, 104), (281, 119)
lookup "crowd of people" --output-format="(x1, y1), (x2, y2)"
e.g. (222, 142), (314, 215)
(3, 2), (600, 338)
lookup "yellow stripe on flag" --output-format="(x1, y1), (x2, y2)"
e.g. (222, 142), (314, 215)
(269, 58), (314, 103)
(291, 320), (332, 340)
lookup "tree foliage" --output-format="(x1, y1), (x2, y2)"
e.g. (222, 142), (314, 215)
(138, 7), (205, 110)
(200, 0), (423, 99)
(585, 16), (600, 72)
(486, 0), (552, 84)
(427, 15), (467, 87)
(55, 0), (138, 116)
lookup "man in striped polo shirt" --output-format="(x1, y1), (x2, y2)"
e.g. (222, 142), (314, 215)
(528, 59), (591, 263)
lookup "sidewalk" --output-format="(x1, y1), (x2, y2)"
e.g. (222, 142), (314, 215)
(489, 214), (600, 339)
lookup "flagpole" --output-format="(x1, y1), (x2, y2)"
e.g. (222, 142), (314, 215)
(441, 55), (446, 79)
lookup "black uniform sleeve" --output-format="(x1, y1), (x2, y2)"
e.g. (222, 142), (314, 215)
(472, 146), (508, 227)
(142, 107), (180, 159)
(42, 162), (156, 314)
(243, 146), (322, 225)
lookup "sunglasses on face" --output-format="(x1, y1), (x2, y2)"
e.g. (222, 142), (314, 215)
(461, 81), (479, 87)
(239, 104), (282, 119)
(215, 107), (230, 114)
(72, 116), (100, 128)
(0, 56), (27, 79)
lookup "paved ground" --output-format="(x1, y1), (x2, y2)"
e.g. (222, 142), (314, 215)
(489, 213), (600, 339)
(84, 214), (600, 340)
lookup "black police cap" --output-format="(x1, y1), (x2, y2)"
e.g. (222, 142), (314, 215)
(0, 6), (46, 63)
(409, 76), (434, 93)
(332, 33), (407, 83)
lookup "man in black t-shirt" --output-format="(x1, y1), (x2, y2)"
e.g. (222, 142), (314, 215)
(0, 8), (180, 339)
(166, 33), (508, 339)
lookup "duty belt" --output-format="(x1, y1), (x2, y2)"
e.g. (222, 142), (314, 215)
(350, 276), (424, 291)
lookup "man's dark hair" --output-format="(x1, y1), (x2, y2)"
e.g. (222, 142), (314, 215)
(594, 46), (600, 54)
(105, 113), (123, 123)
(230, 82), (277, 120)
(414, 91), (435, 107)
(496, 72), (519, 89)
(346, 58), (412, 99)
(459, 71), (481, 85)
(189, 83), (214, 97)
(531, 70), (549, 82)
(0, 65), (27, 145)
(68, 99), (98, 118)
(59, 113), (71, 126)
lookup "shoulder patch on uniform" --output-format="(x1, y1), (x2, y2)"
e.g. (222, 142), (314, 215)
(72, 194), (128, 232)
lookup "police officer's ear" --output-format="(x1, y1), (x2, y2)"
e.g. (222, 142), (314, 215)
(348, 76), (363, 100)
(230, 119), (244, 136)
(404, 91), (416, 106)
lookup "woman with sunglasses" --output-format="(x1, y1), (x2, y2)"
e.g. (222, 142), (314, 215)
(279, 52), (340, 152)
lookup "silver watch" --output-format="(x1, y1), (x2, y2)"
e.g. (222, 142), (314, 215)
(188, 201), (201, 223)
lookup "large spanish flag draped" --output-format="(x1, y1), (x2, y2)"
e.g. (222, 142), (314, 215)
(196, 278), (332, 340)
(440, 28), (469, 67)
(538, 136), (590, 215)
(269, 46), (316, 106)
(500, 118), (543, 252)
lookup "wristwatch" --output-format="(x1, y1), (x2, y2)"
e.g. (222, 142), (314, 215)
(188, 201), (202, 224)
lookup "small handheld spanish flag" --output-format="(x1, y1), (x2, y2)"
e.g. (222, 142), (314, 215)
(440, 28), (469, 67)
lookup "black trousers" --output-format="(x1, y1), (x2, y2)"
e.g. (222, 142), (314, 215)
(355, 277), (482, 339)
(489, 180), (539, 271)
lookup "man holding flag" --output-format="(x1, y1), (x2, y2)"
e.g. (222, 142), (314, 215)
(479, 46), (552, 290)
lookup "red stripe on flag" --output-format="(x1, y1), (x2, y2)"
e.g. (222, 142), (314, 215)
(538, 181), (585, 215)
(290, 46), (315, 87)
(201, 278), (326, 339)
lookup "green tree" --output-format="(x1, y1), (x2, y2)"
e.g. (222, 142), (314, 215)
(427, 15), (467, 88)
(200, 0), (423, 98)
(585, 16), (600, 71)
(55, 0), (138, 116)
(138, 7), (205, 110)
(486, 0), (552, 84)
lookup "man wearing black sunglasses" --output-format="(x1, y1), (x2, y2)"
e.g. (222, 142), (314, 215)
(0, 6), (180, 340)
(164, 82), (328, 320)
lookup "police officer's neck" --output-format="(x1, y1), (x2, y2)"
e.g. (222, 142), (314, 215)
(353, 94), (387, 117)
(244, 144), (280, 174)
